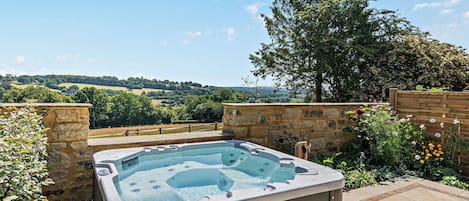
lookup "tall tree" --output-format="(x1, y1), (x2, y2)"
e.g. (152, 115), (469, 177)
(250, 0), (415, 102)
(72, 87), (110, 128)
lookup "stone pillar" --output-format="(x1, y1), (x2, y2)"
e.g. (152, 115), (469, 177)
(0, 103), (93, 201)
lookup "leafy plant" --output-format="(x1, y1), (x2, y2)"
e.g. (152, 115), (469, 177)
(348, 103), (424, 170)
(442, 176), (469, 190)
(0, 106), (53, 200)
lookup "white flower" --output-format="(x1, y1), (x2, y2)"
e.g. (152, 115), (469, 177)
(419, 124), (426, 130)
(406, 114), (413, 118)
(429, 118), (436, 123)
(392, 131), (398, 136)
(415, 155), (421, 160)
(435, 132), (441, 138)
(453, 118), (460, 125)
(399, 118), (407, 123)
(411, 141), (417, 145)
(440, 122), (445, 128)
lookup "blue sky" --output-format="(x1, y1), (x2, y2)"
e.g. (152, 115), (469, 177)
(1, 0), (468, 87)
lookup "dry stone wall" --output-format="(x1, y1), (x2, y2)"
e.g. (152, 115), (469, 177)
(222, 103), (365, 157)
(1, 103), (93, 201)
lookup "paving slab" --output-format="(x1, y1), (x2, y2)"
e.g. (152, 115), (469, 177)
(344, 175), (469, 201)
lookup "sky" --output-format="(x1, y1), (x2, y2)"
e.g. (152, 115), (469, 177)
(1, 0), (468, 87)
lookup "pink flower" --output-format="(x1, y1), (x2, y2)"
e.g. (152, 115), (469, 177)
(419, 124), (426, 130)
(453, 118), (460, 125)
(400, 118), (407, 123)
(440, 122), (444, 128)
(435, 132), (441, 138)
(415, 155), (421, 160)
(411, 141), (417, 145)
(442, 114), (446, 118)
(429, 118), (436, 123)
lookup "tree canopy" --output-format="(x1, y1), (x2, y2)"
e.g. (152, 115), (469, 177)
(251, 0), (468, 102)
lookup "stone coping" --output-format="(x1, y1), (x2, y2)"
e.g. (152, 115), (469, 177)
(224, 102), (381, 106)
(0, 103), (92, 107)
(88, 131), (234, 148)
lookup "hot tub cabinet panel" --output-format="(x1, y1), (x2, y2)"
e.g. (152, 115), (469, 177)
(93, 140), (344, 201)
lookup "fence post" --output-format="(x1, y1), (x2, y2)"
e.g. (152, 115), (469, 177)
(189, 125), (191, 132)
(159, 127), (162, 134)
(215, 122), (218, 130)
(389, 88), (398, 109)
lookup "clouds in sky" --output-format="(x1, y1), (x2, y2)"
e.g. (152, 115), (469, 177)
(245, 4), (259, 15)
(414, 0), (460, 10)
(464, 11), (469, 19)
(16, 56), (25, 65)
(224, 27), (236, 41)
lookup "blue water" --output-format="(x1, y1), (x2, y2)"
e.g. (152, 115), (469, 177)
(114, 147), (296, 201)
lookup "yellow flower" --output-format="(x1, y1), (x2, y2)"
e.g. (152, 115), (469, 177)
(420, 160), (425, 164)
(437, 144), (442, 148)
(425, 156), (429, 159)
(429, 147), (434, 151)
(438, 147), (442, 151)
(421, 152), (425, 155)
(425, 149), (429, 153)
(428, 143), (434, 147)
(435, 153), (440, 157)
(422, 145), (426, 149)
(439, 158), (444, 161)
(439, 151), (444, 155)
(426, 153), (432, 157)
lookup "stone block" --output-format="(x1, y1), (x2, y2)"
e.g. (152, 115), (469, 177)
(77, 160), (93, 170)
(70, 141), (87, 151)
(55, 109), (88, 123)
(303, 120), (315, 128)
(51, 123), (88, 142)
(223, 127), (248, 138)
(269, 124), (288, 130)
(49, 151), (71, 168)
(328, 120), (337, 129)
(266, 114), (282, 122)
(310, 138), (325, 150)
(48, 169), (69, 186)
(231, 117), (257, 126)
(314, 120), (327, 131)
(304, 109), (323, 118)
(49, 142), (67, 150)
(76, 171), (94, 181)
(284, 108), (301, 119)
(249, 126), (269, 138)
(323, 108), (340, 118)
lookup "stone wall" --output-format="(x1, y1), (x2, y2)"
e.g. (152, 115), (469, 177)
(222, 103), (366, 157)
(0, 103), (93, 201)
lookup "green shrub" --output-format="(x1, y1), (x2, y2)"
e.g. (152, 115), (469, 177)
(347, 103), (424, 170)
(442, 176), (469, 190)
(0, 106), (53, 200)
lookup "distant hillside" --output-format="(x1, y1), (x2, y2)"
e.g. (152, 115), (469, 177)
(0, 74), (295, 104)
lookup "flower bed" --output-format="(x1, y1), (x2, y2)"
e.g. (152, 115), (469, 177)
(316, 103), (469, 191)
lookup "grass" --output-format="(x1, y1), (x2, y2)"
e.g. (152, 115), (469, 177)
(58, 83), (129, 91)
(10, 83), (61, 92)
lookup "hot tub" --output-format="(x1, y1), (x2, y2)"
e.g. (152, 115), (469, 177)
(93, 140), (343, 201)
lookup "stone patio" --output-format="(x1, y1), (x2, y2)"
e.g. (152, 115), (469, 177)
(343, 176), (469, 201)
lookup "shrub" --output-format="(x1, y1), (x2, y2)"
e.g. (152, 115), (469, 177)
(347, 103), (424, 170)
(0, 106), (53, 200)
(442, 176), (469, 190)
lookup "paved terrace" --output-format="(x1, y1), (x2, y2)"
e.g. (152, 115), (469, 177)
(344, 176), (469, 201)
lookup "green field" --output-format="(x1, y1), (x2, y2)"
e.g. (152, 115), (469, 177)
(57, 83), (170, 95)
(10, 83), (61, 92)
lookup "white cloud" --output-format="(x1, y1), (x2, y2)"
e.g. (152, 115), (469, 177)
(439, 9), (453, 15)
(224, 27), (236, 41)
(159, 40), (169, 47)
(181, 39), (191, 45)
(16, 56), (25, 65)
(55, 55), (68, 63)
(245, 4), (259, 15)
(464, 11), (469, 19)
(186, 31), (203, 38)
(414, 0), (460, 11)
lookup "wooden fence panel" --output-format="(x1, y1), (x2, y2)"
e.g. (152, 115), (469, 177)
(390, 88), (469, 177)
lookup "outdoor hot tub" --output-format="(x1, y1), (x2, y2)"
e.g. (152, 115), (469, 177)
(93, 140), (343, 201)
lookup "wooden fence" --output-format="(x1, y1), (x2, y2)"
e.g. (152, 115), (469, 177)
(389, 88), (469, 176)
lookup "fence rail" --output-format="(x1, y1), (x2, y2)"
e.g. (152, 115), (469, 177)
(89, 122), (222, 138)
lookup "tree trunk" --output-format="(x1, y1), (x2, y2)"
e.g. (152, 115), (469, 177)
(315, 74), (322, 102)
